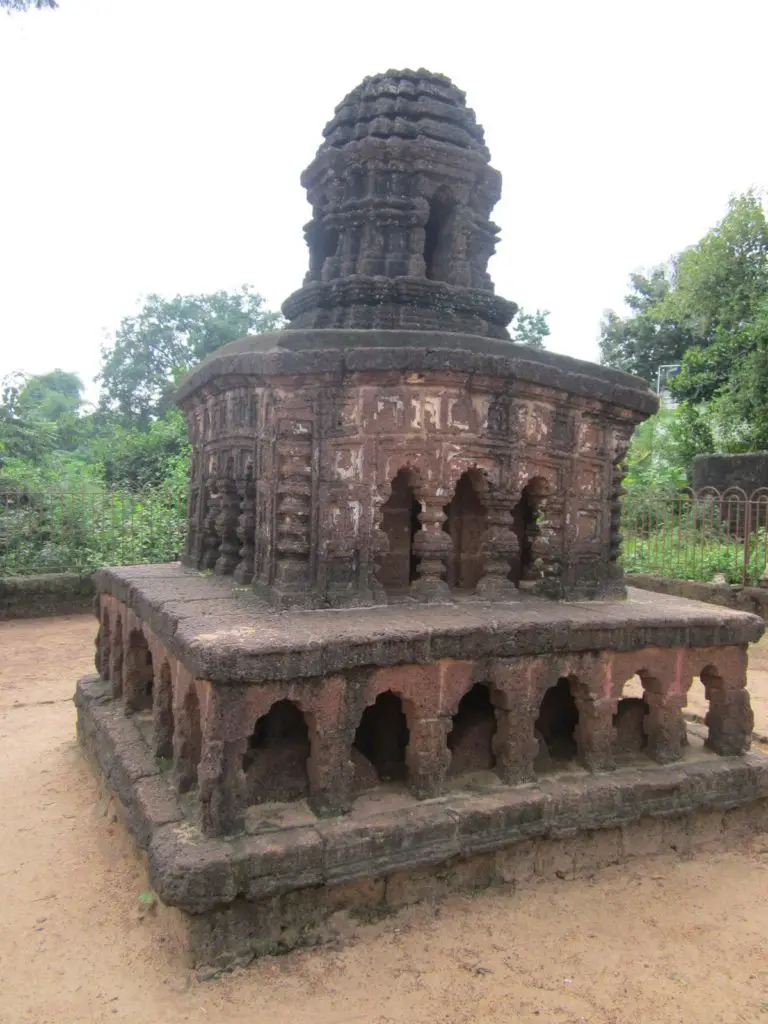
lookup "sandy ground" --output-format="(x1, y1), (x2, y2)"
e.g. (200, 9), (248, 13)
(3, 616), (768, 1024)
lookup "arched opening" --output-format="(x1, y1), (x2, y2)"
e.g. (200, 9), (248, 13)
(110, 614), (124, 696)
(124, 629), (153, 713)
(443, 471), (488, 590)
(377, 469), (422, 595)
(352, 691), (410, 790)
(534, 677), (579, 771)
(242, 699), (310, 804)
(511, 477), (549, 587)
(177, 685), (202, 793)
(423, 186), (456, 282)
(448, 683), (497, 776)
(613, 675), (649, 758)
(154, 661), (174, 760)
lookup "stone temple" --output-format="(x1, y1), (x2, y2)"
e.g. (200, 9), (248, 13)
(76, 70), (768, 969)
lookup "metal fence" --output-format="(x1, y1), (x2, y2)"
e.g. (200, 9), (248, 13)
(2, 482), (768, 586)
(622, 486), (768, 586)
(0, 485), (187, 576)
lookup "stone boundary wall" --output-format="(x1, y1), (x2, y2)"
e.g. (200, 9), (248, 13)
(629, 574), (768, 620)
(692, 453), (768, 495)
(0, 573), (95, 620)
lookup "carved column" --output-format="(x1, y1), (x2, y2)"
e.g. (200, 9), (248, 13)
(644, 691), (686, 764)
(410, 492), (452, 602)
(152, 664), (174, 760)
(405, 717), (451, 798)
(476, 490), (520, 600)
(233, 469), (256, 584)
(199, 484), (221, 571)
(574, 695), (617, 771)
(705, 685), (753, 756)
(493, 706), (539, 783)
(198, 738), (248, 837)
(214, 461), (240, 575)
(489, 661), (539, 782)
(271, 425), (314, 607)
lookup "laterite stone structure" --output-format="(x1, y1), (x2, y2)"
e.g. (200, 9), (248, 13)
(77, 70), (768, 969)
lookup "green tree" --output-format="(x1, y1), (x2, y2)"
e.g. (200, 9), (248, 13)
(98, 285), (282, 428)
(16, 369), (83, 421)
(88, 409), (189, 489)
(599, 269), (691, 385)
(667, 192), (768, 408)
(511, 308), (550, 349)
(0, 370), (84, 464)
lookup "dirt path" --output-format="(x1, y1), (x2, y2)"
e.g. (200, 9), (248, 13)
(3, 615), (768, 1024)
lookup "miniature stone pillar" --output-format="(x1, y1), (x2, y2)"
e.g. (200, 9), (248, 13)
(574, 694), (617, 772)
(271, 426), (313, 607)
(405, 717), (451, 798)
(214, 460), (241, 575)
(489, 662), (539, 782)
(410, 492), (452, 602)
(198, 738), (248, 836)
(152, 662), (174, 760)
(493, 706), (539, 782)
(199, 484), (221, 570)
(233, 469), (256, 584)
(307, 733), (354, 816)
(476, 490), (520, 599)
(644, 690), (686, 764)
(704, 681), (753, 756)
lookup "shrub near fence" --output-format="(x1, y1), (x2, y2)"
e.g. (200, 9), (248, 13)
(0, 485), (187, 576)
(3, 482), (768, 586)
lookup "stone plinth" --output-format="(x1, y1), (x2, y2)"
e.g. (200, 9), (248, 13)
(77, 563), (768, 966)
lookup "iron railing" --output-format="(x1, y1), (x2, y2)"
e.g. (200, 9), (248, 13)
(0, 485), (187, 576)
(621, 486), (768, 586)
(2, 482), (768, 586)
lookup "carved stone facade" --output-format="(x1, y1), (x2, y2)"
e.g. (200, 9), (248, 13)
(177, 334), (654, 606)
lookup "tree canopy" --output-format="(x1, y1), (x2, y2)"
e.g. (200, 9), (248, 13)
(510, 308), (550, 350)
(599, 269), (691, 385)
(601, 190), (768, 456)
(97, 285), (282, 428)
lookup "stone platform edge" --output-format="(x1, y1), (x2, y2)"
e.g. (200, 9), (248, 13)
(93, 565), (765, 685)
(75, 673), (768, 921)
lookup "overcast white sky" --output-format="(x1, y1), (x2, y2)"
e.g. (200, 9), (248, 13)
(1, 0), (766, 402)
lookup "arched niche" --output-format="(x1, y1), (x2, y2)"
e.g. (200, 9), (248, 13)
(447, 683), (497, 776)
(443, 470), (488, 590)
(377, 469), (422, 595)
(511, 476), (550, 587)
(352, 691), (410, 791)
(423, 185), (457, 283)
(242, 699), (311, 804)
(534, 676), (579, 771)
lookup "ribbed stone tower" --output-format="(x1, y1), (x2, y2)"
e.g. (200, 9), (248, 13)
(282, 69), (517, 338)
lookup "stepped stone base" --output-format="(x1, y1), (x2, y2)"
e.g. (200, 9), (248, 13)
(76, 673), (768, 971)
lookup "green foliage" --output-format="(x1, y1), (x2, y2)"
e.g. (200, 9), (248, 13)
(511, 308), (550, 349)
(667, 192), (768, 410)
(622, 524), (767, 585)
(98, 285), (283, 428)
(0, 461), (187, 577)
(599, 269), (692, 385)
(87, 409), (190, 489)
